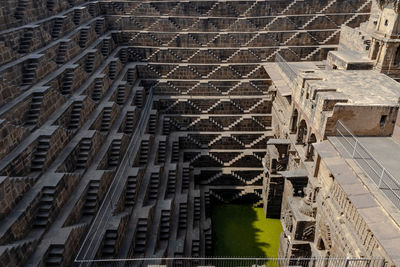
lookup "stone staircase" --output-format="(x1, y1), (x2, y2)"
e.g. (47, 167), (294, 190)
(101, 230), (118, 258)
(25, 92), (44, 126)
(134, 219), (148, 255)
(68, 101), (83, 130)
(0, 0), (372, 263)
(100, 107), (112, 132)
(31, 136), (51, 172)
(76, 138), (92, 170)
(108, 139), (122, 168)
(83, 180), (100, 215)
(33, 186), (56, 228)
(92, 76), (104, 101)
(124, 111), (136, 134)
(45, 245), (64, 266)
(125, 175), (137, 207)
(61, 69), (75, 95)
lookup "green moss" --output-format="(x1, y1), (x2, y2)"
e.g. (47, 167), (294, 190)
(212, 204), (282, 257)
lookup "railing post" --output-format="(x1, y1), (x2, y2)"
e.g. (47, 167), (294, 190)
(344, 258), (350, 267)
(352, 140), (358, 158)
(378, 168), (385, 188)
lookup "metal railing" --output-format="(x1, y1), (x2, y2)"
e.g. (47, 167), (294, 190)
(73, 257), (385, 267)
(275, 53), (299, 87)
(75, 85), (154, 261)
(333, 120), (400, 209)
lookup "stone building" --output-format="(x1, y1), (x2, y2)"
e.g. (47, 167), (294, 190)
(263, 0), (400, 264)
(0, 0), (397, 266)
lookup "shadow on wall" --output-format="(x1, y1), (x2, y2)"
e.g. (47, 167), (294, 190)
(212, 204), (282, 257)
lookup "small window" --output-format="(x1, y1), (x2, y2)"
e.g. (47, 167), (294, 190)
(380, 115), (387, 126)
(332, 64), (338, 70)
(385, 19), (389, 26)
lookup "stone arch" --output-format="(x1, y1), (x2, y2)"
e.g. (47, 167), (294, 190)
(371, 41), (380, 60)
(290, 109), (298, 134)
(394, 45), (400, 66)
(319, 223), (333, 249)
(317, 237), (326, 250)
(297, 119), (307, 145)
(306, 133), (317, 161)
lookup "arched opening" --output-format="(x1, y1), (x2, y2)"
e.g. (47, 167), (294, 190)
(290, 109), (298, 134)
(394, 46), (400, 66)
(317, 238), (326, 250)
(371, 41), (380, 60)
(296, 120), (307, 145)
(306, 133), (317, 161)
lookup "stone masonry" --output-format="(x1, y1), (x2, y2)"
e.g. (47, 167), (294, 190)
(0, 0), (376, 266)
(264, 1), (400, 265)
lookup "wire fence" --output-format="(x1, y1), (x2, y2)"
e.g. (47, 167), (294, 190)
(73, 257), (385, 267)
(333, 120), (400, 209)
(275, 53), (299, 88)
(75, 85), (154, 261)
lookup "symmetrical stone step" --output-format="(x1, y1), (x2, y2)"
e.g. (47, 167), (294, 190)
(139, 139), (150, 165)
(116, 84), (126, 105)
(148, 113), (157, 134)
(182, 167), (190, 190)
(69, 101), (83, 130)
(95, 18), (105, 35)
(52, 17), (65, 39)
(0, 0), (373, 262)
(73, 8), (82, 25)
(109, 61), (117, 80)
(76, 138), (92, 169)
(134, 88), (144, 108)
(205, 228), (212, 255)
(178, 202), (188, 229)
(15, 0), (29, 20)
(88, 2), (96, 17)
(22, 58), (39, 86)
(194, 196), (201, 221)
(61, 68), (75, 95)
(56, 41), (68, 65)
(125, 175), (137, 207)
(166, 169), (177, 196)
(83, 180), (100, 215)
(92, 76), (104, 101)
(102, 230), (118, 258)
(158, 140), (166, 164)
(192, 239), (200, 257)
(79, 27), (90, 48)
(101, 107), (112, 132)
(45, 245), (64, 266)
(124, 111), (136, 134)
(101, 38), (111, 56)
(134, 219), (148, 255)
(159, 210), (171, 240)
(31, 136), (51, 172)
(25, 92), (44, 126)
(85, 51), (96, 73)
(19, 29), (34, 54)
(34, 186), (56, 228)
(171, 141), (180, 162)
(108, 139), (122, 168)
(163, 117), (170, 135)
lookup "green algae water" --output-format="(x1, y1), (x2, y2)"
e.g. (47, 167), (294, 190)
(212, 204), (283, 257)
